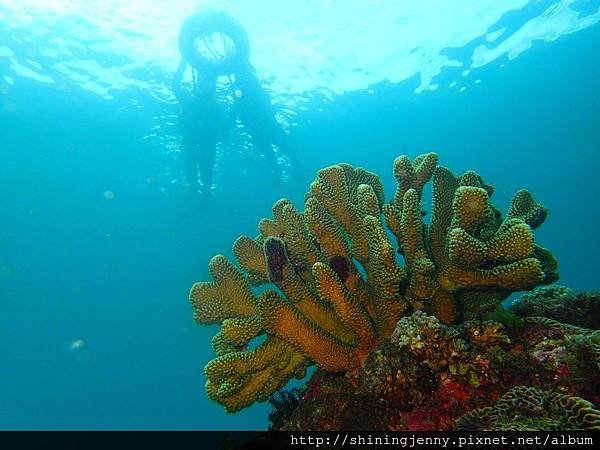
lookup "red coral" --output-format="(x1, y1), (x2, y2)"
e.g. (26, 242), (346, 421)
(400, 377), (482, 431)
(555, 363), (571, 380)
(440, 379), (470, 406)
(404, 408), (443, 431)
(302, 376), (323, 402)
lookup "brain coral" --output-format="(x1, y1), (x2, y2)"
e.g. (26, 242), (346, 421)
(511, 285), (600, 329)
(190, 153), (558, 411)
(455, 386), (600, 430)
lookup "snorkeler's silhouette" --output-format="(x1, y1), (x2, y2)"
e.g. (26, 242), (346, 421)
(172, 60), (228, 204)
(173, 10), (302, 201)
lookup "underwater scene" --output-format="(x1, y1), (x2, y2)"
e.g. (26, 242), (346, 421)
(0, 0), (599, 432)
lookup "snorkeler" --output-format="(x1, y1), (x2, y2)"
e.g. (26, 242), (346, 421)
(176, 10), (302, 189)
(171, 58), (229, 203)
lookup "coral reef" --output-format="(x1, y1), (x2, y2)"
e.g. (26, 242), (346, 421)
(273, 310), (600, 431)
(511, 285), (600, 329)
(280, 371), (387, 430)
(455, 386), (600, 430)
(190, 153), (558, 412)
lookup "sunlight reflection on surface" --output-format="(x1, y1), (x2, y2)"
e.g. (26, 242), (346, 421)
(0, 0), (598, 99)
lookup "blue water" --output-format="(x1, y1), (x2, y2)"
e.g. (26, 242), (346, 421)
(0, 0), (599, 430)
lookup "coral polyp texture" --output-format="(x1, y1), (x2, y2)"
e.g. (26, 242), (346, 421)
(190, 153), (558, 412)
(382, 153), (557, 322)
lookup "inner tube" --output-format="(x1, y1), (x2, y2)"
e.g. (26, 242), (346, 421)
(178, 10), (250, 76)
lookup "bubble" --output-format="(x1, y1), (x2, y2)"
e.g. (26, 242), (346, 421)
(234, 89), (243, 98)
(103, 190), (115, 200)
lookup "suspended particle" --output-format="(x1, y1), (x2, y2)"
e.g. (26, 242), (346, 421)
(68, 339), (86, 351)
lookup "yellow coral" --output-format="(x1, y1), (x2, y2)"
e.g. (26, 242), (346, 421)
(205, 335), (308, 412)
(508, 189), (548, 229)
(190, 257), (310, 412)
(190, 255), (258, 323)
(383, 152), (438, 241)
(191, 162), (405, 411)
(190, 152), (557, 411)
(232, 236), (268, 284)
(385, 154), (557, 323)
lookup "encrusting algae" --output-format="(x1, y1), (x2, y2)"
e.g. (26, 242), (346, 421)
(189, 152), (558, 413)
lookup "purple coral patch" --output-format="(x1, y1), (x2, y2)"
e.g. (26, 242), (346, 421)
(264, 237), (288, 283)
(329, 256), (350, 282)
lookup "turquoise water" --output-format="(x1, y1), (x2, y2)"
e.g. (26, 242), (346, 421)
(0, 0), (599, 430)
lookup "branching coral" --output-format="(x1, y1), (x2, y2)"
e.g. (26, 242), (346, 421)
(382, 153), (558, 322)
(191, 163), (405, 411)
(190, 153), (557, 411)
(455, 386), (600, 430)
(190, 255), (309, 412)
